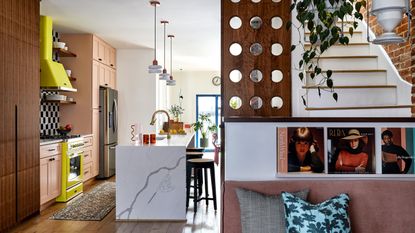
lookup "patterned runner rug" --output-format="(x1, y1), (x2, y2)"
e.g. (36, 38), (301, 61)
(50, 182), (115, 221)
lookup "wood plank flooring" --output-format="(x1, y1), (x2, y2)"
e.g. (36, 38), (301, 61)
(9, 153), (221, 233)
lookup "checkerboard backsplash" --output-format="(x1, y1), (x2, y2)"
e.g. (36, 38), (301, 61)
(40, 91), (60, 136)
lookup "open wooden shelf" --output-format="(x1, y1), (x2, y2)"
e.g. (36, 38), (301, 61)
(53, 48), (77, 57)
(41, 100), (76, 104)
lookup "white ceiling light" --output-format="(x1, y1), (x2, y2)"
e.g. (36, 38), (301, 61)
(159, 20), (171, 80)
(148, 0), (162, 74)
(167, 34), (176, 86)
(367, 0), (412, 45)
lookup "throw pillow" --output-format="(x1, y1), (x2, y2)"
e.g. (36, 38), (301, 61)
(282, 192), (351, 233)
(235, 188), (309, 233)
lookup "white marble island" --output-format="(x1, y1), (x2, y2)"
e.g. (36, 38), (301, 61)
(115, 132), (194, 221)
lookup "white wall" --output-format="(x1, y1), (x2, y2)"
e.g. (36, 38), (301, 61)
(117, 48), (159, 145)
(168, 70), (220, 124)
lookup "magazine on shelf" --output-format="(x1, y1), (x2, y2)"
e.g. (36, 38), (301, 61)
(327, 127), (375, 174)
(277, 127), (325, 174)
(381, 128), (415, 174)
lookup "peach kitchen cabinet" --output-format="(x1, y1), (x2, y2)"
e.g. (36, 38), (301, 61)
(93, 36), (116, 69)
(40, 143), (62, 205)
(59, 34), (117, 181)
(81, 135), (94, 181)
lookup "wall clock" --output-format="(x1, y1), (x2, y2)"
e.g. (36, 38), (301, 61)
(212, 76), (221, 86)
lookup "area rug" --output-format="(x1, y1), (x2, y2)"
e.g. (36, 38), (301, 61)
(50, 182), (115, 221)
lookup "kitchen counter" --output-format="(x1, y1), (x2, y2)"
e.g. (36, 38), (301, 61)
(40, 139), (63, 146)
(115, 132), (194, 221)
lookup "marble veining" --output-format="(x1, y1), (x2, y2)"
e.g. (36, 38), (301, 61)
(116, 156), (185, 219)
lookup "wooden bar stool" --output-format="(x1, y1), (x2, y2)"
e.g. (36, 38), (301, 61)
(186, 158), (217, 213)
(186, 152), (204, 195)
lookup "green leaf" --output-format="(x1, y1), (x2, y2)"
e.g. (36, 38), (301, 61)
(310, 33), (318, 44)
(290, 3), (296, 11)
(299, 60), (304, 68)
(349, 27), (354, 37)
(315, 67), (322, 75)
(307, 20), (314, 32)
(291, 45), (296, 52)
(353, 22), (358, 29)
(327, 78), (333, 88)
(333, 92), (338, 101)
(286, 20), (292, 31)
(301, 96), (307, 106)
(316, 25), (323, 34)
(299, 72), (304, 81)
(355, 2), (362, 12)
(318, 86), (321, 97)
(309, 51), (316, 59)
(327, 70), (333, 78)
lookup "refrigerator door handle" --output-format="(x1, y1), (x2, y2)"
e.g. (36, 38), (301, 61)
(113, 99), (118, 135)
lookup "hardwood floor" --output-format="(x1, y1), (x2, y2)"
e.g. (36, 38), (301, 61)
(9, 153), (221, 233)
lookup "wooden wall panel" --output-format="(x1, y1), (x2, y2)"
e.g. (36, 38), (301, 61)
(0, 175), (16, 230)
(0, 0), (40, 230)
(222, 0), (292, 117)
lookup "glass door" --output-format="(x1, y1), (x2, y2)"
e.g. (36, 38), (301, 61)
(196, 94), (221, 150)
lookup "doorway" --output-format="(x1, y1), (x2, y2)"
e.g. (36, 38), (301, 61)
(195, 94), (221, 151)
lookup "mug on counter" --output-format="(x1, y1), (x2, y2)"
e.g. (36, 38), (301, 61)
(143, 134), (150, 144)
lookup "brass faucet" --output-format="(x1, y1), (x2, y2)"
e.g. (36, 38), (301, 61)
(150, 110), (171, 139)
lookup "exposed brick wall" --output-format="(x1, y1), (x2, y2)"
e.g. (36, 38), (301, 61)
(362, 0), (414, 84)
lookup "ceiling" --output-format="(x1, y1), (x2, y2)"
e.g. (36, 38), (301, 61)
(40, 0), (221, 71)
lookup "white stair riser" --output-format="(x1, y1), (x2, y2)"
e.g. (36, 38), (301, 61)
(307, 108), (411, 117)
(306, 72), (387, 86)
(318, 58), (378, 70)
(306, 88), (397, 107)
(317, 44), (369, 56)
(304, 32), (364, 44)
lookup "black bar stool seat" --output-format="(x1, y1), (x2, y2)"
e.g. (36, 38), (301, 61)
(186, 158), (217, 213)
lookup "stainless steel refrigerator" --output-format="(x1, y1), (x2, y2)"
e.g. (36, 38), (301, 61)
(98, 87), (118, 178)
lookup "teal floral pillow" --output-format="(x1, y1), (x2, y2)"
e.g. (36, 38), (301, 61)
(282, 192), (351, 233)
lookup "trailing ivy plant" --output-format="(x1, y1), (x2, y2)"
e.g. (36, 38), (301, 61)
(287, 0), (366, 105)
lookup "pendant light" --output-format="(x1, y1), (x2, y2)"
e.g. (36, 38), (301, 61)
(166, 34), (176, 86)
(159, 20), (170, 80)
(148, 0), (162, 74)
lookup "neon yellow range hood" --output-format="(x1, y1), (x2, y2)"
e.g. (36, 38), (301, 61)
(40, 16), (76, 92)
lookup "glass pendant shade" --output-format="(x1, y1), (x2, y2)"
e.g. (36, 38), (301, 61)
(148, 0), (162, 74)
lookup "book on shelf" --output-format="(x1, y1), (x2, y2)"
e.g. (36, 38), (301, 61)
(381, 128), (415, 175)
(277, 127), (325, 174)
(327, 127), (375, 174)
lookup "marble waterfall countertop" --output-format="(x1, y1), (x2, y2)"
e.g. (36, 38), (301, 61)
(115, 132), (194, 221)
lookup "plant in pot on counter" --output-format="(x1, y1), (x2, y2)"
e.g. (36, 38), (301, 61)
(168, 104), (184, 122)
(192, 113), (217, 148)
(288, 0), (366, 105)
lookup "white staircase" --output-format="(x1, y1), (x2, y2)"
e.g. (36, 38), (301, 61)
(295, 21), (412, 117)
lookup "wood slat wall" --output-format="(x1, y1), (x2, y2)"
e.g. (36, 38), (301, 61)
(0, 0), (40, 231)
(222, 0), (292, 117)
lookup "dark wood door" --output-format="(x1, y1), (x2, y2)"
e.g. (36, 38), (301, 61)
(0, 0), (40, 230)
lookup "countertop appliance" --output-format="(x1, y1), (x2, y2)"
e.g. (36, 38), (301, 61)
(56, 136), (84, 202)
(98, 87), (118, 178)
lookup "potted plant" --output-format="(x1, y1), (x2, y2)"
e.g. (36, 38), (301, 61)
(192, 113), (216, 147)
(168, 104), (184, 122)
(288, 0), (366, 104)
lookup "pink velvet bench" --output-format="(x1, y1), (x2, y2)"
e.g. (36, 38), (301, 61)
(223, 180), (415, 233)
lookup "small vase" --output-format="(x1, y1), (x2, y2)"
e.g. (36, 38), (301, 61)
(200, 138), (209, 147)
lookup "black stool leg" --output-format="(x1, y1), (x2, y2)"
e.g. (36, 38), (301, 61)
(186, 163), (191, 208)
(194, 167), (198, 213)
(209, 164), (217, 211)
(204, 167), (209, 206)
(198, 169), (203, 195)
